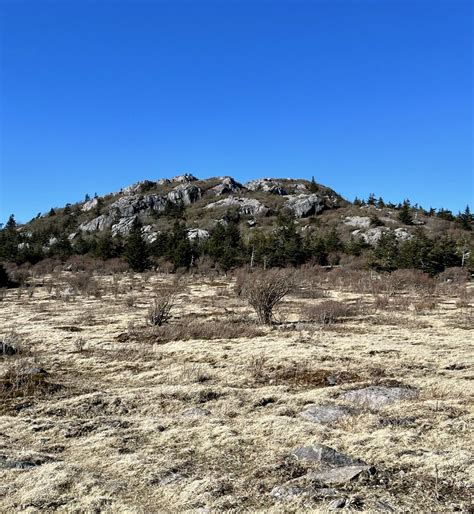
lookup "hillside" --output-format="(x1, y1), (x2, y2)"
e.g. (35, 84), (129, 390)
(1, 174), (473, 274)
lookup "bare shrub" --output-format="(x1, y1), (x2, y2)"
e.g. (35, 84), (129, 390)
(414, 298), (438, 314)
(373, 294), (390, 311)
(248, 354), (268, 383)
(0, 289), (6, 302)
(238, 269), (294, 324)
(1, 329), (25, 355)
(303, 300), (355, 325)
(438, 267), (470, 285)
(73, 337), (86, 352)
(124, 294), (136, 308)
(147, 290), (177, 326)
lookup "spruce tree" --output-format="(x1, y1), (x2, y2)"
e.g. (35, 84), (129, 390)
(124, 219), (150, 272)
(309, 176), (318, 193)
(398, 201), (413, 225)
(0, 264), (10, 288)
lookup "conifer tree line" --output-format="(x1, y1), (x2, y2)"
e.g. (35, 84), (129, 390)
(0, 204), (472, 275)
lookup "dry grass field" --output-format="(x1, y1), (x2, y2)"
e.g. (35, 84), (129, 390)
(0, 268), (473, 512)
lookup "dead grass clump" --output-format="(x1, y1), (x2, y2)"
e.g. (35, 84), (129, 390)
(132, 318), (264, 344)
(438, 267), (470, 284)
(303, 300), (356, 324)
(413, 298), (438, 313)
(0, 358), (53, 398)
(0, 329), (26, 355)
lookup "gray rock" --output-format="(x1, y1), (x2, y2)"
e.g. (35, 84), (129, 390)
(284, 194), (326, 217)
(171, 173), (198, 183)
(300, 405), (355, 424)
(81, 198), (99, 211)
(245, 178), (287, 195)
(292, 444), (365, 467)
(0, 454), (52, 470)
(328, 498), (347, 509)
(187, 228), (210, 241)
(344, 216), (371, 229)
(270, 485), (308, 501)
(212, 176), (244, 196)
(167, 184), (201, 205)
(308, 465), (375, 485)
(111, 216), (137, 237)
(205, 196), (268, 216)
(341, 386), (418, 410)
(79, 214), (113, 232)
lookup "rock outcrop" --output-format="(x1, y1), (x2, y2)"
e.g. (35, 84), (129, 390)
(212, 177), (244, 196)
(205, 196), (268, 216)
(245, 178), (287, 195)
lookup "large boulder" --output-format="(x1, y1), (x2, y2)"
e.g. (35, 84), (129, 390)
(245, 178), (287, 195)
(167, 184), (201, 205)
(291, 444), (365, 467)
(344, 216), (371, 229)
(187, 228), (210, 241)
(284, 194), (326, 217)
(340, 386), (418, 410)
(81, 198), (99, 212)
(171, 173), (198, 183)
(205, 196), (268, 216)
(79, 214), (113, 232)
(212, 177), (244, 196)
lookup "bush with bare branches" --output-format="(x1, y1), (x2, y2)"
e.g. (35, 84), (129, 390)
(238, 269), (294, 324)
(303, 300), (356, 325)
(147, 290), (177, 326)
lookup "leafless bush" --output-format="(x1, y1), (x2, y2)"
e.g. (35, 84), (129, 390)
(438, 267), (470, 285)
(248, 354), (268, 383)
(373, 294), (390, 311)
(124, 294), (136, 308)
(238, 269), (294, 324)
(0, 289), (6, 302)
(73, 337), (86, 352)
(303, 300), (356, 325)
(147, 290), (177, 326)
(1, 329), (25, 355)
(413, 298), (438, 313)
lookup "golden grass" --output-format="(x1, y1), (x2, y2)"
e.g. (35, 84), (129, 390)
(0, 272), (472, 512)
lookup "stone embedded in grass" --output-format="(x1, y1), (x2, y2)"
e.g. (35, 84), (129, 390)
(340, 386), (418, 410)
(291, 444), (365, 467)
(308, 465), (375, 485)
(0, 453), (53, 470)
(270, 485), (308, 501)
(181, 407), (211, 418)
(300, 405), (355, 424)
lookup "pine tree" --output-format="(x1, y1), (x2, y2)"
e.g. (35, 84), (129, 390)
(0, 264), (10, 288)
(167, 220), (192, 270)
(457, 206), (473, 231)
(124, 219), (150, 272)
(398, 201), (413, 225)
(309, 176), (318, 193)
(206, 221), (242, 271)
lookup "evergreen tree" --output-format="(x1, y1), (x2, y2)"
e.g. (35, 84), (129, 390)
(309, 176), (318, 193)
(0, 263), (10, 288)
(272, 212), (305, 266)
(124, 219), (150, 272)
(367, 193), (376, 206)
(370, 231), (399, 271)
(457, 206), (473, 231)
(167, 220), (192, 269)
(206, 221), (243, 271)
(0, 215), (19, 261)
(398, 201), (413, 225)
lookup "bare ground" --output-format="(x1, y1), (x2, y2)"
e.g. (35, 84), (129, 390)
(0, 272), (472, 512)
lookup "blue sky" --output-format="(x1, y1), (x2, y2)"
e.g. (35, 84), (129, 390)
(0, 0), (472, 224)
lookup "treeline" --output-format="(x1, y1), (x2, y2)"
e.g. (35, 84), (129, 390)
(1, 212), (472, 276)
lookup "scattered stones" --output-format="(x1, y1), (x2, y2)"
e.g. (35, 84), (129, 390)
(300, 405), (355, 424)
(340, 386), (418, 410)
(291, 444), (365, 467)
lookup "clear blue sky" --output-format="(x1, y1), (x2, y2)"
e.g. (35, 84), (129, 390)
(0, 0), (472, 224)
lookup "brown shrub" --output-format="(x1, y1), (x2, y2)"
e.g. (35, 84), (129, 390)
(303, 300), (356, 324)
(238, 269), (294, 324)
(147, 290), (177, 326)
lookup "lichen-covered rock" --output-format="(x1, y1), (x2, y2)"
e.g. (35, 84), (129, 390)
(205, 196), (268, 216)
(284, 194), (326, 217)
(167, 184), (201, 205)
(82, 198), (99, 211)
(79, 214), (113, 232)
(344, 216), (371, 229)
(291, 444), (365, 467)
(352, 227), (412, 246)
(212, 177), (244, 196)
(187, 228), (210, 241)
(245, 178), (287, 195)
(171, 173), (198, 183)
(340, 386), (418, 410)
(300, 405), (355, 424)
(111, 217), (137, 237)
